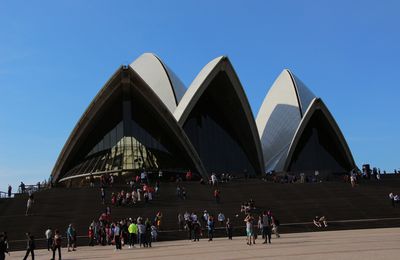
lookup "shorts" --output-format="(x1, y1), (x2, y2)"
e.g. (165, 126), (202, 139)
(246, 230), (253, 237)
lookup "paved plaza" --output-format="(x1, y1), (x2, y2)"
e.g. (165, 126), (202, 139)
(8, 227), (400, 260)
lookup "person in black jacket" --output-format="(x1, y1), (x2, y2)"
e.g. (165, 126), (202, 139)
(23, 233), (35, 260)
(0, 232), (10, 260)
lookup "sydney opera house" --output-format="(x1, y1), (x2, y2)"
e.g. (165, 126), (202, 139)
(51, 53), (355, 185)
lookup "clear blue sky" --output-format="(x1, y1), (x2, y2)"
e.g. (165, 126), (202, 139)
(1, 0), (399, 191)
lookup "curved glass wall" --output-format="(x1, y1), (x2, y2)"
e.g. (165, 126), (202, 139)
(60, 83), (193, 180)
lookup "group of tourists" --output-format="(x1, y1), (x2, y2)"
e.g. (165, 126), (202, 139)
(389, 192), (400, 207)
(88, 201), (162, 250)
(88, 214), (159, 250)
(240, 199), (257, 214)
(179, 210), (230, 242)
(244, 210), (280, 246)
(110, 184), (157, 207)
(313, 216), (328, 228)
(209, 172), (234, 186)
(15, 225), (76, 260)
(176, 185), (187, 200)
(93, 173), (114, 188)
(177, 207), (280, 246)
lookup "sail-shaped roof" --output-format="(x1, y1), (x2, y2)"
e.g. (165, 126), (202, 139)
(174, 56), (264, 176)
(256, 69), (316, 172)
(130, 53), (186, 112)
(51, 66), (207, 183)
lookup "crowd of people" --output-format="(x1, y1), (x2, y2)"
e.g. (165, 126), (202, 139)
(88, 215), (159, 250)
(243, 210), (280, 246)
(240, 199), (257, 214)
(176, 201), (280, 246)
(96, 172), (160, 207)
(4, 169), (368, 259)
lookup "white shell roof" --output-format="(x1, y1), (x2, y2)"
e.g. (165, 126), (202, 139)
(174, 56), (224, 123)
(291, 73), (315, 116)
(256, 69), (315, 172)
(130, 53), (186, 112)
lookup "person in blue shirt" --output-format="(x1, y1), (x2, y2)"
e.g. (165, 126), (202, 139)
(66, 224), (76, 252)
(207, 216), (215, 241)
(113, 223), (121, 250)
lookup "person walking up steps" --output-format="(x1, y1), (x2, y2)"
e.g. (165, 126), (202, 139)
(25, 197), (34, 216)
(101, 188), (106, 205)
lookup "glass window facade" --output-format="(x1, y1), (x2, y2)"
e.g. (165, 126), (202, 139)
(60, 81), (194, 180)
(183, 72), (260, 177)
(288, 110), (353, 174)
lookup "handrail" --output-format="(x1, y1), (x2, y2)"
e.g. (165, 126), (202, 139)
(0, 191), (17, 198)
(0, 183), (51, 199)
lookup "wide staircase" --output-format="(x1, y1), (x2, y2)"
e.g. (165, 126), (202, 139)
(1, 176), (400, 250)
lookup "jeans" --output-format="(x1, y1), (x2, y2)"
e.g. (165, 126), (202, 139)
(115, 235), (121, 249)
(262, 226), (271, 243)
(23, 249), (34, 260)
(129, 233), (136, 247)
(47, 238), (53, 251)
(52, 245), (61, 260)
(208, 230), (214, 240)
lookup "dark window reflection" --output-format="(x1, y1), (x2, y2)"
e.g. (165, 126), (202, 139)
(288, 110), (353, 174)
(183, 72), (259, 177)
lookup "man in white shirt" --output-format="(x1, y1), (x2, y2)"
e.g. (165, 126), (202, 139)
(45, 228), (52, 251)
(211, 173), (217, 186)
(203, 210), (209, 224)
